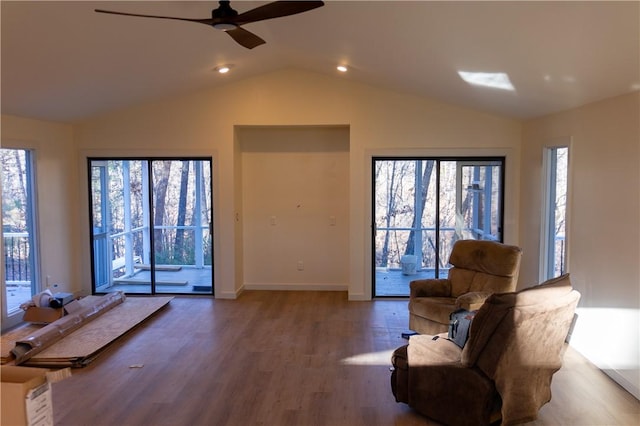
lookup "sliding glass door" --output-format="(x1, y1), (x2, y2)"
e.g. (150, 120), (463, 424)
(373, 157), (504, 297)
(89, 158), (213, 295)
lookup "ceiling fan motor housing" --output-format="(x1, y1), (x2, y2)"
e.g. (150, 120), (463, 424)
(212, 0), (239, 30)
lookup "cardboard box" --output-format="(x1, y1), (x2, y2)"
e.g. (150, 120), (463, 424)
(22, 307), (64, 324)
(1, 366), (70, 425)
(0, 366), (70, 426)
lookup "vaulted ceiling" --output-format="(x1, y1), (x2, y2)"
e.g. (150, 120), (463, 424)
(2, 1), (638, 123)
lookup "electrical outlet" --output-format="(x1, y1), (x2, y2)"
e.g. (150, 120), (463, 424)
(297, 261), (304, 271)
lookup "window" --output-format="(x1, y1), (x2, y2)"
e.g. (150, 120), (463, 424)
(541, 146), (569, 280)
(373, 157), (505, 297)
(2, 148), (39, 330)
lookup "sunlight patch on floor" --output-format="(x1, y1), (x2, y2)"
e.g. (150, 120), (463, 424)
(340, 348), (395, 366)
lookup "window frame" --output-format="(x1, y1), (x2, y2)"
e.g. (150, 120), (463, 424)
(371, 155), (506, 298)
(87, 157), (214, 296)
(540, 143), (571, 281)
(1, 147), (41, 331)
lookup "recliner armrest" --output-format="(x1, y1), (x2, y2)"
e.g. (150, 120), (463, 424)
(455, 291), (492, 311)
(410, 279), (452, 298)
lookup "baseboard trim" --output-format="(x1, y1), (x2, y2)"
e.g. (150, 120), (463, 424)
(601, 367), (640, 401)
(348, 292), (369, 301)
(215, 286), (243, 299)
(243, 282), (348, 291)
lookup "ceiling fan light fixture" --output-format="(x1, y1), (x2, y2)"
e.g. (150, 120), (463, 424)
(212, 22), (238, 31)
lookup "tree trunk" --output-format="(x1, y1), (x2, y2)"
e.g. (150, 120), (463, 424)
(174, 161), (190, 261)
(405, 161), (434, 256)
(153, 161), (172, 257)
(13, 150), (27, 227)
(380, 162), (398, 267)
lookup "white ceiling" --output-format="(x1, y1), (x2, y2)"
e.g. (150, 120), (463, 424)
(2, 1), (639, 123)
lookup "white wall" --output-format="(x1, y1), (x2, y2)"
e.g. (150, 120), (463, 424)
(239, 126), (350, 291)
(1, 115), (78, 297)
(521, 91), (640, 398)
(73, 69), (522, 300)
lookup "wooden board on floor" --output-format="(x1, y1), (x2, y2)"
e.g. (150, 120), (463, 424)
(5, 296), (172, 368)
(2, 295), (119, 364)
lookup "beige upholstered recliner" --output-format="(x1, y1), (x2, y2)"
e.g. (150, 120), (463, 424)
(409, 239), (522, 335)
(392, 274), (580, 426)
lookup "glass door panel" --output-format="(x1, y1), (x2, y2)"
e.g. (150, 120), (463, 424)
(373, 159), (437, 296)
(90, 160), (151, 294)
(456, 161), (503, 242)
(152, 160), (212, 295)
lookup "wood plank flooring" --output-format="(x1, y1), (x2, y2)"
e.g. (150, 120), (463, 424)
(51, 291), (639, 426)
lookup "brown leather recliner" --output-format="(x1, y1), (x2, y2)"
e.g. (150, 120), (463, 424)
(392, 274), (580, 426)
(409, 239), (522, 335)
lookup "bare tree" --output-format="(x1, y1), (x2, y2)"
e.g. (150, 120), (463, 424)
(174, 161), (190, 260)
(404, 161), (434, 256)
(153, 161), (173, 257)
(379, 162), (398, 267)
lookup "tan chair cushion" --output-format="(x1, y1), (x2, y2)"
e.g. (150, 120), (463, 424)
(409, 297), (457, 327)
(455, 291), (492, 311)
(408, 333), (461, 366)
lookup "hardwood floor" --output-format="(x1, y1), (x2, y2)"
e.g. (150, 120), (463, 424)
(51, 291), (639, 425)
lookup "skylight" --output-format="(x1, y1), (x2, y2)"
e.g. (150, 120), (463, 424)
(458, 71), (515, 91)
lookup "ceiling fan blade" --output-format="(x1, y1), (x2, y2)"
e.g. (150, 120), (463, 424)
(95, 2), (323, 49)
(225, 27), (266, 49)
(233, 1), (324, 26)
(95, 9), (215, 26)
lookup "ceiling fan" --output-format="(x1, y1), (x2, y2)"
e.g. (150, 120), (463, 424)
(95, 1), (325, 49)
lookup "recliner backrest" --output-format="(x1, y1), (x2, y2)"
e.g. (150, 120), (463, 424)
(459, 274), (580, 424)
(461, 274), (578, 367)
(447, 240), (522, 297)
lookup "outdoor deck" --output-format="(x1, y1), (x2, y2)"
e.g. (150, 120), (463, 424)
(6, 268), (439, 315)
(5, 284), (31, 314)
(4, 266), (213, 315)
(374, 268), (438, 297)
(100, 265), (213, 295)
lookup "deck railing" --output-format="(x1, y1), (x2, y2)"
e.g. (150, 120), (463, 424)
(375, 226), (499, 268)
(3, 231), (31, 284)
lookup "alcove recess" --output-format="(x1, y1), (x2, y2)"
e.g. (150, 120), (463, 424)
(235, 125), (350, 290)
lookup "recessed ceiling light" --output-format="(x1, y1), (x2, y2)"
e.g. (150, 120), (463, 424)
(214, 65), (233, 74)
(337, 65), (348, 73)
